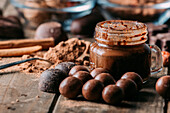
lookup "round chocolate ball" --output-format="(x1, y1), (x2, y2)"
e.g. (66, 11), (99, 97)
(116, 79), (137, 98)
(102, 85), (124, 105)
(39, 69), (67, 93)
(35, 21), (68, 44)
(156, 76), (170, 99)
(95, 73), (116, 86)
(55, 62), (76, 74)
(82, 79), (104, 101)
(121, 72), (143, 90)
(59, 77), (83, 99)
(90, 68), (109, 78)
(73, 71), (93, 84)
(69, 65), (89, 76)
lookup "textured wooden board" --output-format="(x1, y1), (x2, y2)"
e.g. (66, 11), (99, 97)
(0, 58), (55, 113)
(54, 73), (167, 113)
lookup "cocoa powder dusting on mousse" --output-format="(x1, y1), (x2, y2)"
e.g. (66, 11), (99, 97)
(18, 38), (91, 74)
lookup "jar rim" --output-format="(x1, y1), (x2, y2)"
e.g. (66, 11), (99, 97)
(95, 20), (148, 46)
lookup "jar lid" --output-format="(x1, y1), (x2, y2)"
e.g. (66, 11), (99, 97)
(95, 20), (148, 46)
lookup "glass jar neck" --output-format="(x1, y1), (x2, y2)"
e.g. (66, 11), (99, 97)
(95, 20), (148, 46)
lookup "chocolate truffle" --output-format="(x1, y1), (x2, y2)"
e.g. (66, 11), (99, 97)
(59, 77), (83, 99)
(90, 68), (109, 78)
(55, 62), (77, 74)
(23, 0), (51, 26)
(162, 51), (170, 67)
(82, 79), (104, 101)
(73, 71), (93, 84)
(69, 65), (89, 76)
(156, 76), (170, 99)
(71, 9), (105, 37)
(35, 21), (68, 44)
(39, 69), (67, 93)
(116, 79), (137, 99)
(121, 72), (143, 90)
(102, 85), (124, 105)
(95, 73), (116, 86)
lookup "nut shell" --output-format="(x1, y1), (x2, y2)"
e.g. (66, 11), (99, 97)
(156, 76), (170, 99)
(82, 79), (104, 101)
(39, 69), (67, 93)
(102, 85), (124, 104)
(59, 77), (83, 99)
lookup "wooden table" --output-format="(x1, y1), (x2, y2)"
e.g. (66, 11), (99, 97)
(0, 57), (169, 113)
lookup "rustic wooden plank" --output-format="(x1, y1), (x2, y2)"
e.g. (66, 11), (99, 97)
(0, 58), (55, 113)
(54, 75), (166, 113)
(168, 102), (170, 113)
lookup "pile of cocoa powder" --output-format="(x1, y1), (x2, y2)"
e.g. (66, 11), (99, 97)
(18, 38), (91, 73)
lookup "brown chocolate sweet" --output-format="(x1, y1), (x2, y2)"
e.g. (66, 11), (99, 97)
(35, 21), (68, 44)
(121, 72), (143, 90)
(162, 51), (170, 67)
(39, 69), (67, 93)
(116, 79), (137, 99)
(69, 65), (89, 76)
(73, 71), (93, 84)
(156, 76), (170, 99)
(55, 62), (77, 74)
(59, 77), (83, 99)
(90, 68), (109, 78)
(102, 85), (124, 105)
(82, 79), (104, 101)
(95, 73), (116, 86)
(71, 9), (105, 37)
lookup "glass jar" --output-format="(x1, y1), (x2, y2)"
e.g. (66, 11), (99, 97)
(90, 20), (163, 81)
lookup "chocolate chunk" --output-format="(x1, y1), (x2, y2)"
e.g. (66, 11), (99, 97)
(59, 77), (83, 99)
(39, 69), (67, 93)
(156, 76), (170, 99)
(102, 85), (124, 105)
(55, 62), (76, 74)
(71, 9), (105, 37)
(95, 73), (116, 86)
(35, 21), (68, 44)
(69, 65), (89, 76)
(82, 79), (104, 101)
(116, 79), (137, 99)
(90, 68), (109, 78)
(73, 71), (93, 84)
(121, 72), (143, 90)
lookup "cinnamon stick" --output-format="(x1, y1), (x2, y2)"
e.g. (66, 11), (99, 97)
(0, 38), (54, 49)
(0, 45), (42, 57)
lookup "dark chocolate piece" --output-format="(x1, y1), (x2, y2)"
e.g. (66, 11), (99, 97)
(156, 76), (170, 99)
(82, 79), (104, 101)
(59, 77), (83, 99)
(69, 65), (89, 76)
(35, 21), (68, 44)
(121, 72), (143, 90)
(102, 85), (124, 104)
(73, 71), (93, 84)
(116, 79), (137, 99)
(55, 62), (76, 74)
(95, 73), (116, 86)
(90, 68), (109, 78)
(39, 69), (67, 93)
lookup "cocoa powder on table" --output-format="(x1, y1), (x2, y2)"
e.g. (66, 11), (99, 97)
(18, 38), (91, 73)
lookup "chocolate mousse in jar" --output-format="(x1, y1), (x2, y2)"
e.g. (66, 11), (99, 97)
(90, 20), (163, 81)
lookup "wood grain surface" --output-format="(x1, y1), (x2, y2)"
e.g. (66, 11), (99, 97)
(0, 58), (55, 113)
